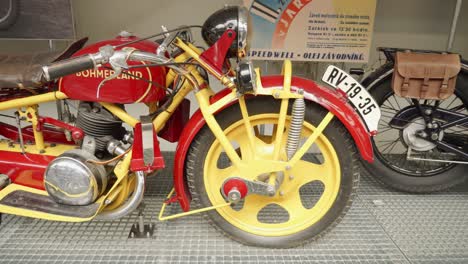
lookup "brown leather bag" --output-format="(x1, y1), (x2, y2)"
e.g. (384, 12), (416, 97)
(392, 51), (461, 100)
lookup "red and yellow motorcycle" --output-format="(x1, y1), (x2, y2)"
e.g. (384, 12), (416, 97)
(0, 6), (380, 248)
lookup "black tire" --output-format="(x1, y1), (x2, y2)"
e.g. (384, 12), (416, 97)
(362, 65), (468, 192)
(185, 97), (359, 248)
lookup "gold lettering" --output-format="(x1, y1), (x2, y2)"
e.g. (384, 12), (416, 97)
(76, 68), (148, 80)
(96, 70), (104, 78)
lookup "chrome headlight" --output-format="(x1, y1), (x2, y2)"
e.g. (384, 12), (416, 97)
(237, 7), (250, 57)
(202, 6), (251, 58)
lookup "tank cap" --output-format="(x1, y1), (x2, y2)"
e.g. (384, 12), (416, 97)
(118, 30), (134, 38)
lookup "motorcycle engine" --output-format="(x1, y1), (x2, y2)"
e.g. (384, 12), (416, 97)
(44, 149), (108, 205)
(44, 102), (130, 205)
(75, 102), (126, 157)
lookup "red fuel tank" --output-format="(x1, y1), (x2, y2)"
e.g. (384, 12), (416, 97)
(59, 33), (167, 104)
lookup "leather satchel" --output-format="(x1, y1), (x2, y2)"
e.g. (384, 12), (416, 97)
(392, 51), (461, 100)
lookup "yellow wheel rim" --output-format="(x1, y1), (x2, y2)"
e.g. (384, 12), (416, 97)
(203, 114), (341, 237)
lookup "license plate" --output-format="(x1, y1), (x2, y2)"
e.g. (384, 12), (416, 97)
(322, 65), (380, 132)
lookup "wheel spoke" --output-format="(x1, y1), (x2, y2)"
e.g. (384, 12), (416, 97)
(445, 96), (458, 109)
(380, 106), (398, 112)
(379, 139), (399, 154)
(449, 104), (465, 112)
(238, 96), (256, 156)
(377, 127), (396, 134)
(392, 95), (402, 110)
(385, 99), (398, 112)
(235, 135), (255, 160)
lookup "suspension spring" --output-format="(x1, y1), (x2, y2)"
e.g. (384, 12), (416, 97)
(286, 90), (305, 160)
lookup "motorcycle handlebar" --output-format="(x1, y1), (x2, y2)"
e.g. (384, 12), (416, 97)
(42, 54), (97, 81)
(42, 47), (179, 82)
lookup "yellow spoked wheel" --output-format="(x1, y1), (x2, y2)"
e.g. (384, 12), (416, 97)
(186, 98), (358, 248)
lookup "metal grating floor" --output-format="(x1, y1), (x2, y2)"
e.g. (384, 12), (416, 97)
(0, 152), (467, 264)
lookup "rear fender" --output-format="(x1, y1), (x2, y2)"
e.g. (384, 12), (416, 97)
(173, 75), (374, 211)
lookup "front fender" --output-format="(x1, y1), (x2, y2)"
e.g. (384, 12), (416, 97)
(173, 75), (374, 211)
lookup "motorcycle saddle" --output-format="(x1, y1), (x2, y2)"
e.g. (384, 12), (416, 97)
(0, 37), (88, 90)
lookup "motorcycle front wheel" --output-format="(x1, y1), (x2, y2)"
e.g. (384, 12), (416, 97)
(186, 97), (359, 248)
(363, 69), (468, 192)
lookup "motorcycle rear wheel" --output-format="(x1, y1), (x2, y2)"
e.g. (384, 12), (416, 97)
(363, 69), (468, 192)
(186, 98), (359, 248)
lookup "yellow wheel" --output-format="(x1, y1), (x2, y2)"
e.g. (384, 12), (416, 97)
(186, 98), (358, 248)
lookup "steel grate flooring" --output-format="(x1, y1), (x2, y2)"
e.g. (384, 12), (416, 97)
(0, 152), (467, 263)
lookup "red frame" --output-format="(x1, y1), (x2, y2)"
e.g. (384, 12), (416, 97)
(200, 30), (236, 74)
(37, 117), (84, 141)
(172, 76), (374, 212)
(130, 123), (165, 172)
(0, 122), (75, 145)
(0, 151), (54, 190)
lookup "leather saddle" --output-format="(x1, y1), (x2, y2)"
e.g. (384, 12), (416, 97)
(0, 37), (88, 90)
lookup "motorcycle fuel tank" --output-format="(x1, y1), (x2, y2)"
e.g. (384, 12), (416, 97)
(59, 33), (167, 104)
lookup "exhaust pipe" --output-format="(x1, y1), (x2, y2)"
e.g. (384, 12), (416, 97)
(96, 171), (145, 220)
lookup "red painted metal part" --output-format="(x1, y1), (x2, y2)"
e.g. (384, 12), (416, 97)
(60, 35), (167, 104)
(130, 123), (165, 172)
(222, 178), (248, 199)
(37, 117), (84, 141)
(0, 151), (54, 190)
(158, 98), (191, 143)
(200, 30), (236, 74)
(0, 122), (75, 145)
(173, 75), (374, 212)
(265, 76), (374, 162)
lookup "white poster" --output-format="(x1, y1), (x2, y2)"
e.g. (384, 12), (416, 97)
(245, 0), (377, 62)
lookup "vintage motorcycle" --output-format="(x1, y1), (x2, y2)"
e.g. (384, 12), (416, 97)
(0, 6), (380, 248)
(360, 47), (468, 192)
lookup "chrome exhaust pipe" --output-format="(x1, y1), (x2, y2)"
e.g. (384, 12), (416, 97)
(96, 171), (145, 220)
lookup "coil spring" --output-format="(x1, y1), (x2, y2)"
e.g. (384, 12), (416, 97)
(286, 90), (305, 160)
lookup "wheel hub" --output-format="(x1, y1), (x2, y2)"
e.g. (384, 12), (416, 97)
(222, 178), (248, 202)
(402, 118), (442, 152)
(222, 175), (280, 202)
